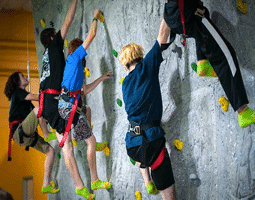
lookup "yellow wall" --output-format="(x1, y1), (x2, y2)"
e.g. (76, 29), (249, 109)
(0, 10), (47, 200)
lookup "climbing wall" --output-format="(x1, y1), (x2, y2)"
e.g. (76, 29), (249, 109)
(31, 0), (255, 199)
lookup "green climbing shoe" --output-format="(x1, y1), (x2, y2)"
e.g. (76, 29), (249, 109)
(238, 107), (255, 128)
(196, 59), (217, 77)
(75, 187), (95, 200)
(146, 181), (159, 195)
(96, 142), (108, 151)
(42, 185), (60, 194)
(44, 131), (57, 142)
(91, 179), (112, 190)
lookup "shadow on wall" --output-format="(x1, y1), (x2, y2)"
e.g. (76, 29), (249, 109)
(163, 45), (200, 199)
(99, 22), (117, 198)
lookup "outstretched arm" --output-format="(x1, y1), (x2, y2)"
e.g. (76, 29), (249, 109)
(82, 9), (101, 50)
(82, 73), (111, 96)
(61, 0), (78, 39)
(157, 17), (171, 47)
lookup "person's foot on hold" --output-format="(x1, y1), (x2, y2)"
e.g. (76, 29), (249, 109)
(41, 185), (60, 194)
(91, 179), (112, 190)
(44, 131), (57, 142)
(75, 186), (95, 200)
(146, 180), (159, 195)
(238, 107), (255, 127)
(194, 59), (217, 77)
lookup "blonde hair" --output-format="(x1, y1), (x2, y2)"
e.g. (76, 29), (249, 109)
(119, 43), (144, 68)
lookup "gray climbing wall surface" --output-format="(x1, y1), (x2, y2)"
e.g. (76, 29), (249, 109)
(31, 0), (255, 199)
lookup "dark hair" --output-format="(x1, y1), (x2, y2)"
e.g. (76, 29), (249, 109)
(68, 38), (83, 55)
(40, 28), (56, 48)
(126, 57), (143, 69)
(4, 72), (21, 101)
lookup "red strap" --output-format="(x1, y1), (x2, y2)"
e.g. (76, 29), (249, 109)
(178, 0), (186, 46)
(59, 90), (81, 147)
(37, 89), (61, 118)
(150, 146), (167, 170)
(8, 120), (23, 161)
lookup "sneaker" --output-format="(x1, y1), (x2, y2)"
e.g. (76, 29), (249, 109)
(91, 179), (112, 190)
(238, 108), (255, 127)
(75, 187), (95, 200)
(146, 181), (159, 195)
(42, 185), (60, 194)
(196, 60), (217, 77)
(44, 131), (57, 142)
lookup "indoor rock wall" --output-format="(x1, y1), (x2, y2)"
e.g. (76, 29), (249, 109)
(31, 0), (255, 199)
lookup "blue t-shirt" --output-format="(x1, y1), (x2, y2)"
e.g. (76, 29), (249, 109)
(61, 45), (87, 92)
(122, 41), (166, 148)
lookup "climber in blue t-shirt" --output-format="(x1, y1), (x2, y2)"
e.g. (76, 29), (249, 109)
(119, 9), (176, 200)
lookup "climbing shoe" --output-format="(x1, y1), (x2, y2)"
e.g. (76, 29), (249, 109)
(236, 0), (248, 14)
(146, 180), (159, 195)
(238, 107), (255, 128)
(96, 142), (108, 151)
(44, 131), (57, 142)
(42, 185), (60, 194)
(75, 187), (95, 200)
(192, 60), (217, 77)
(91, 179), (112, 190)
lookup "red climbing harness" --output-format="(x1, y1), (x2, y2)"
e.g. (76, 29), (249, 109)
(8, 120), (22, 161)
(178, 0), (186, 46)
(37, 89), (61, 118)
(59, 89), (81, 147)
(150, 146), (167, 170)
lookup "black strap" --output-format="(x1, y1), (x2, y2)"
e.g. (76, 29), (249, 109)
(18, 126), (39, 150)
(130, 120), (160, 131)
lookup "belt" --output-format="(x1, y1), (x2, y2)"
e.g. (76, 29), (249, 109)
(59, 89), (81, 147)
(8, 120), (22, 161)
(37, 89), (61, 118)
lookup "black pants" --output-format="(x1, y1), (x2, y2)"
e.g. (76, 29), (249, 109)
(164, 3), (249, 111)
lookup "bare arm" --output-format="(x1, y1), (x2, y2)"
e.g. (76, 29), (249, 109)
(82, 73), (111, 96)
(157, 17), (171, 47)
(82, 9), (101, 50)
(61, 0), (78, 39)
(25, 93), (39, 101)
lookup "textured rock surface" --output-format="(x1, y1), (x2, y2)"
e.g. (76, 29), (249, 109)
(32, 0), (255, 199)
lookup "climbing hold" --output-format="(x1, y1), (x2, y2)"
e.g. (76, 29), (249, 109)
(173, 139), (183, 151)
(64, 38), (68, 48)
(40, 19), (46, 29)
(196, 59), (217, 77)
(57, 153), (61, 159)
(130, 157), (136, 165)
(97, 12), (105, 23)
(236, 0), (248, 14)
(120, 77), (125, 85)
(104, 146), (110, 156)
(116, 98), (122, 107)
(135, 190), (142, 200)
(191, 62), (197, 72)
(91, 122), (94, 130)
(189, 174), (197, 180)
(50, 180), (56, 188)
(49, 21), (54, 27)
(218, 96), (229, 112)
(72, 139), (78, 147)
(112, 49), (118, 58)
(84, 67), (91, 77)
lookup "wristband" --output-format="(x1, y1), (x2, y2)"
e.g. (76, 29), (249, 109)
(92, 18), (98, 22)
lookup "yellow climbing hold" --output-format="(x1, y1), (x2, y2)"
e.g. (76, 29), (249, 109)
(104, 146), (110, 156)
(50, 181), (56, 188)
(40, 19), (46, 28)
(173, 139), (183, 151)
(72, 139), (78, 147)
(120, 77), (125, 85)
(64, 38), (68, 48)
(218, 96), (229, 112)
(236, 0), (248, 14)
(97, 12), (105, 23)
(91, 122), (94, 130)
(84, 67), (91, 77)
(135, 190), (142, 200)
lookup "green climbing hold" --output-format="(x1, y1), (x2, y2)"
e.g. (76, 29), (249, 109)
(117, 98), (122, 107)
(112, 49), (118, 58)
(49, 21), (54, 27)
(130, 158), (136, 165)
(57, 153), (61, 159)
(191, 62), (197, 72)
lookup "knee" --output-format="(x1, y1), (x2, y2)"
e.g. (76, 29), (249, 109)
(86, 135), (96, 147)
(46, 146), (55, 156)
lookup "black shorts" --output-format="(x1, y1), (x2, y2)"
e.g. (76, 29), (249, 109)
(151, 149), (175, 190)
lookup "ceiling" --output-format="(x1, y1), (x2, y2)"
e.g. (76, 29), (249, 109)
(0, 0), (32, 12)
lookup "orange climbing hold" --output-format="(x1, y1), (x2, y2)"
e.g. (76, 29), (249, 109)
(40, 19), (46, 28)
(236, 0), (248, 14)
(97, 12), (105, 23)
